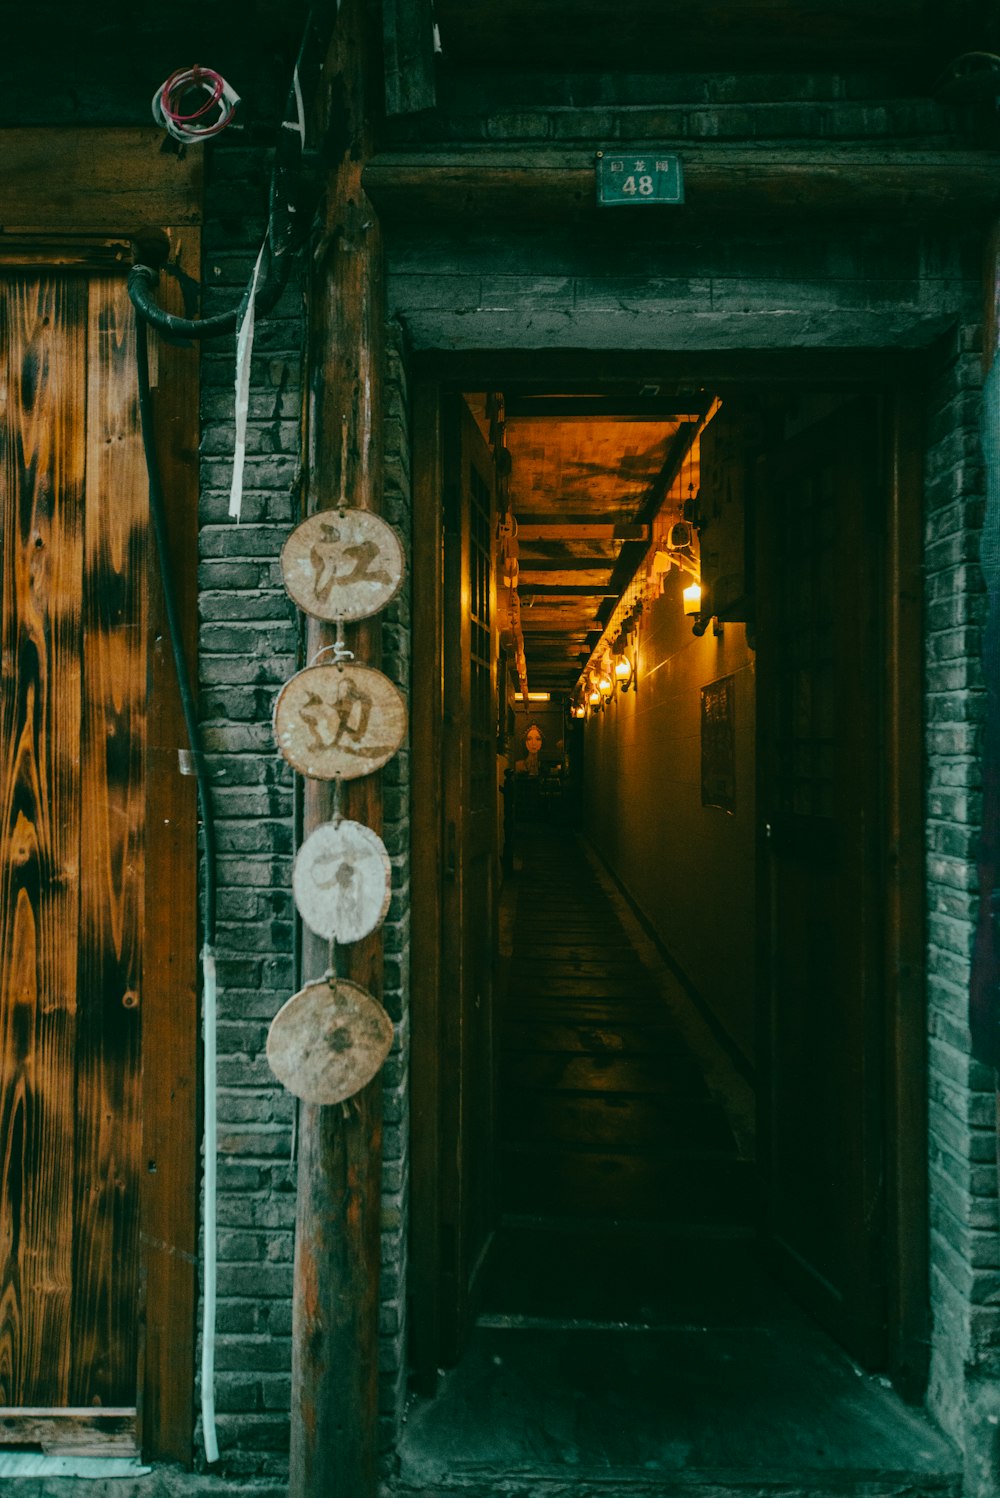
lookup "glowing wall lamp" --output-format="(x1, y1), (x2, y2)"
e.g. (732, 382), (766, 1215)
(683, 580), (702, 616)
(613, 650), (634, 690)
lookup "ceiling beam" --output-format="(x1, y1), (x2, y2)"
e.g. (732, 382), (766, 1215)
(517, 522), (648, 541)
(519, 584), (620, 597)
(364, 149), (1000, 223)
(505, 395), (711, 420)
(518, 558), (614, 572)
(594, 420), (699, 629)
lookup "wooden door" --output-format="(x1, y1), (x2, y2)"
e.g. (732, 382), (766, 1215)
(0, 273), (146, 1439)
(756, 397), (887, 1368)
(438, 398), (498, 1363)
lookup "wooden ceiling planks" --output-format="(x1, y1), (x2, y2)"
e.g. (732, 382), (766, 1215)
(500, 408), (692, 688)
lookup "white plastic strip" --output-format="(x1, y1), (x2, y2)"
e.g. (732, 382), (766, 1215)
(200, 944), (220, 1465)
(229, 242), (266, 523)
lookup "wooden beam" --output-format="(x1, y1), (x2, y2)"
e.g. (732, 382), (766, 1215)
(364, 148), (1000, 222)
(505, 395), (709, 419)
(140, 241), (201, 1465)
(383, 0), (437, 116)
(596, 420), (699, 628)
(291, 3), (383, 1494)
(519, 584), (620, 597)
(518, 557), (614, 572)
(0, 129), (202, 232)
(518, 522), (648, 541)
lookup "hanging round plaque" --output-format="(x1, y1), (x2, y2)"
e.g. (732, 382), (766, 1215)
(281, 509), (404, 623)
(293, 819), (392, 945)
(266, 977), (394, 1105)
(274, 663), (407, 780)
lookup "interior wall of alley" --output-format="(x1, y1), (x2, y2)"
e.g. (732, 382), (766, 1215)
(583, 572), (757, 1069)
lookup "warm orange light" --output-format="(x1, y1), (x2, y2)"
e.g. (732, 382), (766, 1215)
(614, 653), (633, 684)
(597, 672), (613, 697)
(587, 688), (601, 706)
(683, 581), (702, 616)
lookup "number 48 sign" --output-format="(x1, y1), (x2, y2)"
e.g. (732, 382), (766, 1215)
(596, 152), (684, 207)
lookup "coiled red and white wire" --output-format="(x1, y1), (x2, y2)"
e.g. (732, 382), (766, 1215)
(152, 65), (240, 143)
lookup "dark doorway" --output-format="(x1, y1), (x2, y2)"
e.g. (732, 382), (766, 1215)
(408, 367), (932, 1484)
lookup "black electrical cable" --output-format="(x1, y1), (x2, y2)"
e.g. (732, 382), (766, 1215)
(134, 315), (217, 948)
(129, 8), (314, 340)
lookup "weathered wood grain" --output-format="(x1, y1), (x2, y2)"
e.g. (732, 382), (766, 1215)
(0, 273), (86, 1407)
(137, 246), (200, 1463)
(69, 278), (145, 1409)
(292, 0), (386, 1488)
(0, 1405), (136, 1455)
(0, 130), (202, 233)
(363, 149), (1000, 222)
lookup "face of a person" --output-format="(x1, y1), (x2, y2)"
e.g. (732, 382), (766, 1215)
(525, 727), (542, 754)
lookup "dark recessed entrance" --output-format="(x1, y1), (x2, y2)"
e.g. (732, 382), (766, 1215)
(403, 363), (952, 1495)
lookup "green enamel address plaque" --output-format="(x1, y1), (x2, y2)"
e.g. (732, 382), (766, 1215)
(596, 152), (684, 206)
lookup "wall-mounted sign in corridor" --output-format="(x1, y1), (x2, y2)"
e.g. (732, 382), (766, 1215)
(281, 508), (405, 622)
(596, 151), (684, 206)
(274, 662), (407, 780)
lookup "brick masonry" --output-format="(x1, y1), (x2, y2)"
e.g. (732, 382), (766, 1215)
(196, 138), (304, 1480)
(194, 147), (414, 1477)
(923, 327), (1000, 1497)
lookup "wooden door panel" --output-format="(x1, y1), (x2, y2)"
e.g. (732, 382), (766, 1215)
(439, 398), (497, 1362)
(757, 399), (886, 1367)
(71, 280), (145, 1406)
(0, 274), (145, 1421)
(0, 273), (87, 1407)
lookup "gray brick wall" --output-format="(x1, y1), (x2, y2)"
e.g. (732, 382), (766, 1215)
(378, 325), (414, 1452)
(924, 326), (1000, 1498)
(197, 138), (304, 1478)
(193, 150), (414, 1474)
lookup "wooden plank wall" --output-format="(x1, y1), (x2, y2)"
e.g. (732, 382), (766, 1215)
(0, 274), (88, 1408)
(0, 274), (159, 1442)
(0, 132), (201, 1461)
(72, 279), (146, 1407)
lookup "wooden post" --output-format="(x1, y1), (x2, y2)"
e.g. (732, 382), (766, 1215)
(290, 2), (385, 1493)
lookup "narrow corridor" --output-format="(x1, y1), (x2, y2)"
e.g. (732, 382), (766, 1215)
(498, 815), (751, 1232)
(390, 816), (959, 1498)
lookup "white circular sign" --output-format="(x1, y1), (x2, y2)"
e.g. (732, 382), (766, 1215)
(293, 819), (392, 944)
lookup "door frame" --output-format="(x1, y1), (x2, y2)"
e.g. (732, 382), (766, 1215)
(408, 352), (927, 1398)
(0, 131), (202, 1461)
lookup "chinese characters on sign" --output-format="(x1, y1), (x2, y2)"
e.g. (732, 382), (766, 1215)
(281, 508), (404, 621)
(273, 662), (407, 781)
(596, 152), (684, 206)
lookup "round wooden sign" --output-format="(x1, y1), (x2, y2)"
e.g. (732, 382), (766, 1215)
(274, 663), (407, 780)
(293, 819), (392, 944)
(266, 977), (394, 1105)
(281, 509), (404, 623)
